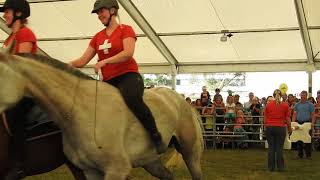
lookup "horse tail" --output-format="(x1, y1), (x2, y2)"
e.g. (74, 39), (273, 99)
(190, 106), (204, 150)
(174, 100), (203, 179)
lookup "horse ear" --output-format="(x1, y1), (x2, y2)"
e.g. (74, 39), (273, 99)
(0, 40), (16, 54)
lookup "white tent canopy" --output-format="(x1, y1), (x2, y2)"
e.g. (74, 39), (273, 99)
(0, 0), (319, 74)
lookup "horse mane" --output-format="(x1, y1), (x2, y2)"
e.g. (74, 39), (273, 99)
(16, 53), (94, 80)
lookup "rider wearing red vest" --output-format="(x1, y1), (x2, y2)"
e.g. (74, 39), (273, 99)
(1, 0), (37, 54)
(70, 0), (166, 154)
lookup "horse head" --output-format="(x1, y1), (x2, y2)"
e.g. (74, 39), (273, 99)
(0, 53), (27, 114)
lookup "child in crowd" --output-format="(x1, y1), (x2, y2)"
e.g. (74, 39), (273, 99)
(202, 105), (214, 130)
(213, 95), (225, 132)
(194, 99), (203, 114)
(234, 109), (249, 148)
(224, 95), (236, 131)
(200, 86), (211, 106)
(250, 96), (261, 140)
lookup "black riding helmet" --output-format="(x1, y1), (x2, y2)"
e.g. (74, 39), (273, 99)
(91, 0), (119, 27)
(91, 0), (119, 14)
(0, 0), (30, 19)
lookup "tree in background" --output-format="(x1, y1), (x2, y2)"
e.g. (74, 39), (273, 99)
(205, 73), (245, 93)
(142, 73), (245, 97)
(142, 74), (172, 87)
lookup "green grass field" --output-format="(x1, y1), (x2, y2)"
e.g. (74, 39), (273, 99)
(25, 149), (320, 180)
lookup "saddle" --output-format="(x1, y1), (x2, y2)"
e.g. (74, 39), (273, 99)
(3, 102), (60, 140)
(24, 105), (60, 139)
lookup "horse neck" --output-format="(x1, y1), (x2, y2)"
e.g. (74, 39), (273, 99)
(12, 59), (82, 124)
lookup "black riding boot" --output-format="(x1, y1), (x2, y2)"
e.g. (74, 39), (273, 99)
(125, 99), (167, 154)
(5, 129), (26, 180)
(106, 73), (167, 154)
(4, 98), (33, 180)
(129, 98), (167, 154)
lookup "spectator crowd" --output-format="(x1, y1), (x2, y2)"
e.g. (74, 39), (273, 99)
(184, 86), (320, 150)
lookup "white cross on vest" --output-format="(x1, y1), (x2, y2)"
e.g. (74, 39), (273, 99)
(99, 39), (111, 54)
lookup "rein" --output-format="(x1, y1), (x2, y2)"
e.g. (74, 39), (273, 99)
(64, 74), (102, 149)
(94, 74), (102, 149)
(1, 113), (12, 136)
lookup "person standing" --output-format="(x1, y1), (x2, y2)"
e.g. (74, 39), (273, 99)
(69, 0), (166, 154)
(292, 90), (315, 159)
(244, 92), (254, 112)
(264, 89), (291, 172)
(250, 97), (261, 140)
(213, 88), (221, 101)
(200, 86), (211, 106)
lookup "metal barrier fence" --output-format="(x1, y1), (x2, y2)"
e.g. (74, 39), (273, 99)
(197, 106), (320, 149)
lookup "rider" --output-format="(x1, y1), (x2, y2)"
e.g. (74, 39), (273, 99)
(1, 0), (37, 53)
(69, 0), (166, 154)
(0, 0), (37, 177)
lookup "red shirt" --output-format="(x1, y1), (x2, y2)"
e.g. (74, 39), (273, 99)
(3, 26), (37, 54)
(89, 24), (139, 81)
(234, 116), (245, 129)
(264, 100), (290, 127)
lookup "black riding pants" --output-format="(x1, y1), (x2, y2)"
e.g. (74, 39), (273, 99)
(266, 126), (286, 171)
(5, 97), (34, 164)
(105, 72), (159, 134)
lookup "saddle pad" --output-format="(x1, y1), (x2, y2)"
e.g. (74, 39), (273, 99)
(290, 122), (311, 143)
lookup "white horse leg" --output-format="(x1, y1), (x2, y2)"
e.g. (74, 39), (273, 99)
(143, 159), (173, 180)
(103, 156), (131, 180)
(181, 151), (202, 180)
(177, 135), (203, 180)
(84, 169), (104, 180)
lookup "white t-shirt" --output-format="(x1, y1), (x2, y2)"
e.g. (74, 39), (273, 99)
(226, 103), (235, 113)
(244, 101), (252, 109)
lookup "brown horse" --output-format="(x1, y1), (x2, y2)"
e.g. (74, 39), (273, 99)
(0, 109), (86, 180)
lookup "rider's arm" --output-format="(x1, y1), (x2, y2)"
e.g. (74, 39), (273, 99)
(70, 46), (96, 68)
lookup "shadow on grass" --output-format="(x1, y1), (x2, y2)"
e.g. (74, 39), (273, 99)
(25, 149), (320, 180)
